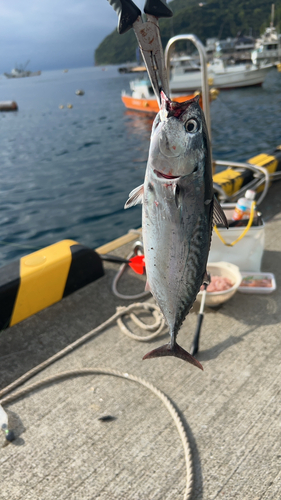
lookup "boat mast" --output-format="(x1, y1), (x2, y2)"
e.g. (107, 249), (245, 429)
(270, 4), (275, 28)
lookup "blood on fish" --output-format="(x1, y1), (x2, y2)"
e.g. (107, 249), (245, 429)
(154, 169), (179, 180)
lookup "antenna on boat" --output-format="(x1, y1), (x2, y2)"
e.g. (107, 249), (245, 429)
(23, 60), (30, 70)
(270, 4), (275, 27)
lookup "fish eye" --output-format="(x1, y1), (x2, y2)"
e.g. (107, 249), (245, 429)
(185, 118), (199, 133)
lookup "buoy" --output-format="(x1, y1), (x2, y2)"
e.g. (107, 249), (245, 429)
(59, 104), (64, 109)
(0, 101), (18, 111)
(75, 89), (85, 96)
(67, 104), (73, 109)
(210, 88), (220, 100)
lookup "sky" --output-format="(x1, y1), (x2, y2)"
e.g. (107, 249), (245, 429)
(0, 0), (144, 73)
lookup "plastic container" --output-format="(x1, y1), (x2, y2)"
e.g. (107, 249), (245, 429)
(232, 189), (256, 221)
(209, 203), (265, 272)
(238, 272), (276, 293)
(196, 262), (242, 307)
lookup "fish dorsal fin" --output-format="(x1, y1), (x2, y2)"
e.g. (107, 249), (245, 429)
(124, 184), (144, 209)
(212, 195), (229, 228)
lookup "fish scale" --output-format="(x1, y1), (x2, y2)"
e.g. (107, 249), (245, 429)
(173, 219), (207, 329)
(125, 92), (228, 369)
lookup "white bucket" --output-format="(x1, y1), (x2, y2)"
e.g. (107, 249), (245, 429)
(209, 204), (265, 272)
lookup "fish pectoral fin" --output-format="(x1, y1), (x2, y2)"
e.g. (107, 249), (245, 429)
(124, 184), (144, 209)
(213, 195), (229, 228)
(143, 342), (203, 370)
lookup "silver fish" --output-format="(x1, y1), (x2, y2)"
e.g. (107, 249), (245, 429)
(125, 93), (228, 369)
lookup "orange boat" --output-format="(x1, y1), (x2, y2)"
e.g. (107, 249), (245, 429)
(122, 92), (204, 113)
(121, 77), (217, 113)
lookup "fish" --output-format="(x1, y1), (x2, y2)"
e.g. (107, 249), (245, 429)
(125, 92), (228, 370)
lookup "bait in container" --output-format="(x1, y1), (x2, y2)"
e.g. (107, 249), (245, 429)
(238, 272), (276, 294)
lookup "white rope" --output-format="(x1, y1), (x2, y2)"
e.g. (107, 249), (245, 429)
(0, 303), (165, 399)
(0, 304), (194, 500)
(0, 368), (193, 500)
(116, 302), (166, 341)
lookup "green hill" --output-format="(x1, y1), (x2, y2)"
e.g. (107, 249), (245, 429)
(95, 0), (281, 65)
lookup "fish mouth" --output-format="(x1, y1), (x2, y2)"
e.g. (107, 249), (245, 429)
(154, 170), (181, 180)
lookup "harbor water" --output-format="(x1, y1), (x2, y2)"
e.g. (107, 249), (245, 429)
(0, 65), (280, 267)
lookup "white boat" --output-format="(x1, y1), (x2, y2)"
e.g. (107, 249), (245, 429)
(251, 4), (281, 66)
(251, 27), (281, 66)
(4, 68), (41, 79)
(214, 35), (255, 63)
(169, 56), (274, 92)
(251, 27), (281, 65)
(3, 60), (41, 79)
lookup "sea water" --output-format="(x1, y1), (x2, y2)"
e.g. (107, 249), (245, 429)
(0, 65), (280, 266)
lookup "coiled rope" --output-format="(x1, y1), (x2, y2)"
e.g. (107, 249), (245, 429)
(1, 367), (193, 500)
(0, 303), (193, 500)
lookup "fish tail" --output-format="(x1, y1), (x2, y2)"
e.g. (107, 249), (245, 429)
(142, 342), (203, 370)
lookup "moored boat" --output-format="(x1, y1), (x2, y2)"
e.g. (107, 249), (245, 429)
(169, 56), (274, 92)
(251, 26), (281, 66)
(4, 69), (41, 79)
(121, 76), (218, 113)
(4, 60), (41, 79)
(251, 4), (281, 66)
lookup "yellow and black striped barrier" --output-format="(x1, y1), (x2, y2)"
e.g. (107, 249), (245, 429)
(0, 240), (104, 330)
(213, 145), (281, 198)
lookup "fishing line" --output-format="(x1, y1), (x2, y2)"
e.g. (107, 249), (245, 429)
(0, 304), (193, 500)
(213, 93), (243, 117)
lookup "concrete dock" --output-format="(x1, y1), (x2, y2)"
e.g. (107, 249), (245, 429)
(1, 181), (281, 500)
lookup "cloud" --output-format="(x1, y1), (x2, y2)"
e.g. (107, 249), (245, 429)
(0, 0), (119, 71)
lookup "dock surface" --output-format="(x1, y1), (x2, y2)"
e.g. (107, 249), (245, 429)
(1, 182), (281, 500)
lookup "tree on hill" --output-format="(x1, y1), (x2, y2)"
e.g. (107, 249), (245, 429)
(94, 0), (281, 65)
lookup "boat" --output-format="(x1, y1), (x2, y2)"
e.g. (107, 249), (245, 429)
(121, 76), (218, 113)
(214, 34), (255, 64)
(251, 6), (281, 66)
(3, 60), (41, 79)
(4, 68), (41, 79)
(251, 27), (281, 66)
(169, 56), (274, 92)
(118, 64), (147, 74)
